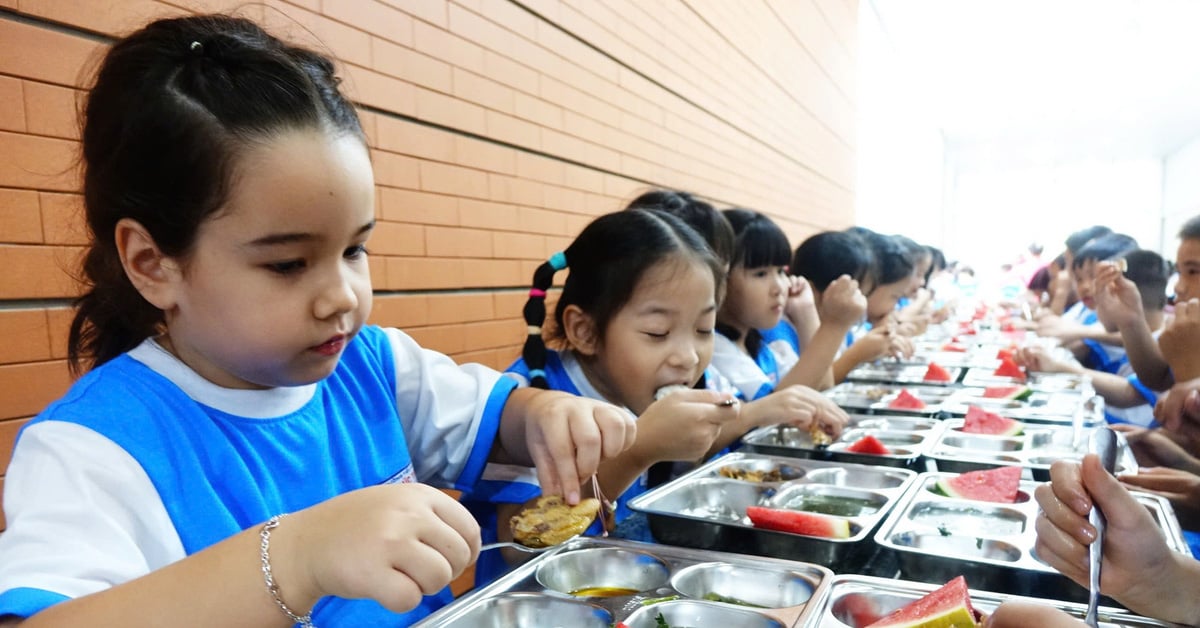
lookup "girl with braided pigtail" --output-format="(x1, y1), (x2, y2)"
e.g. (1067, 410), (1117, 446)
(461, 209), (740, 586)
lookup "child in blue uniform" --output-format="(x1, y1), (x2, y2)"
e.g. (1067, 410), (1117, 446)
(0, 15), (635, 628)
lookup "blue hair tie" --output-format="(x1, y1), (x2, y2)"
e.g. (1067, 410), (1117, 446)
(548, 251), (567, 271)
(528, 369), (546, 381)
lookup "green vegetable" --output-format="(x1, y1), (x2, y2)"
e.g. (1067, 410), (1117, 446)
(655, 612), (670, 628)
(702, 591), (763, 607)
(976, 537), (984, 549)
(640, 594), (680, 606)
(937, 524), (951, 536)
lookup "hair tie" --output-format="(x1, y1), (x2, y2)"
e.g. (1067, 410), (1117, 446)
(529, 288), (547, 298)
(526, 325), (542, 335)
(548, 251), (567, 271)
(528, 369), (546, 381)
(189, 40), (203, 54)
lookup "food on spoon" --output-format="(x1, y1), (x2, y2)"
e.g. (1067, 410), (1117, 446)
(718, 465), (783, 483)
(810, 423), (834, 447)
(961, 406), (1025, 436)
(864, 575), (983, 627)
(509, 495), (600, 548)
(923, 362), (953, 383)
(888, 389), (927, 410)
(746, 506), (851, 539)
(934, 466), (1022, 504)
(653, 383), (690, 401)
(845, 434), (891, 455)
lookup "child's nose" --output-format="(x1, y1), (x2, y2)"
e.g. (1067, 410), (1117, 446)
(315, 271), (359, 319)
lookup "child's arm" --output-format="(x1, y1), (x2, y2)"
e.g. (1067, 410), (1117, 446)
(707, 384), (850, 457)
(491, 388), (636, 505)
(1093, 261), (1173, 390)
(782, 274), (820, 351)
(779, 276), (867, 391)
(831, 326), (891, 383)
(1017, 346), (1144, 408)
(1160, 299), (1200, 381)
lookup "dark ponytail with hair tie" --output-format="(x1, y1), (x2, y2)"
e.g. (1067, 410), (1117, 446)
(521, 252), (567, 389)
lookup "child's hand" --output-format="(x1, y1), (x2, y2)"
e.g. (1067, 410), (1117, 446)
(1160, 299), (1200, 381)
(817, 275), (866, 330)
(520, 390), (638, 502)
(984, 601), (1085, 627)
(1111, 425), (1200, 473)
(1015, 345), (1069, 373)
(1093, 261), (1144, 330)
(752, 384), (849, 437)
(1120, 467), (1200, 529)
(887, 331), (915, 358)
(1154, 377), (1200, 443)
(278, 483), (481, 614)
(634, 389), (739, 463)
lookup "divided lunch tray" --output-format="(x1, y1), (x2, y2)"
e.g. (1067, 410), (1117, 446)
(926, 420), (1139, 479)
(844, 362), (964, 386)
(741, 414), (947, 469)
(414, 537), (833, 628)
(940, 386), (1091, 424)
(627, 452), (917, 568)
(824, 382), (956, 416)
(873, 472), (1188, 602)
(807, 574), (1182, 627)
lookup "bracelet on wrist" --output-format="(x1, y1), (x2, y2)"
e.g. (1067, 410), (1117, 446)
(260, 514), (315, 628)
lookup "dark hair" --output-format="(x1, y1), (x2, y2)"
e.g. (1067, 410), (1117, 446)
(924, 245), (946, 285)
(791, 231), (873, 291)
(625, 189), (733, 268)
(1065, 225), (1113, 255)
(521, 209), (725, 388)
(861, 231), (915, 288)
(1179, 215), (1200, 241)
(717, 209), (791, 356)
(1117, 249), (1171, 311)
(1072, 233), (1138, 269)
(68, 15), (364, 374)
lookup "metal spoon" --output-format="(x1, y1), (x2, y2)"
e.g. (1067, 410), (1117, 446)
(479, 534), (580, 554)
(1084, 426), (1119, 628)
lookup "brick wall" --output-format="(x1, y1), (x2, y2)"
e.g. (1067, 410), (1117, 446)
(0, 0), (856, 539)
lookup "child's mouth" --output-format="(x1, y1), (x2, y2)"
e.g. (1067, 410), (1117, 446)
(312, 335), (346, 356)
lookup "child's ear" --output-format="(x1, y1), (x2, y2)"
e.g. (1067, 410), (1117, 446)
(561, 304), (600, 356)
(114, 217), (181, 310)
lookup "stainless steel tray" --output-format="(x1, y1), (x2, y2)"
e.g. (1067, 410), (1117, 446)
(741, 414), (947, 469)
(940, 389), (1101, 427)
(845, 362), (963, 386)
(806, 574), (1182, 627)
(627, 452), (917, 568)
(926, 420), (1139, 479)
(872, 471), (1188, 602)
(824, 382), (955, 416)
(961, 367), (1091, 393)
(414, 537), (833, 628)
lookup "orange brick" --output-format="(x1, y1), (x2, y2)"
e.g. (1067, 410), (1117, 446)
(0, 417), (30, 473)
(563, 164), (605, 193)
(375, 116), (456, 162)
(39, 192), (88, 246)
(426, 292), (495, 324)
(513, 91), (563, 129)
(260, 0), (373, 69)
(419, 161), (489, 199)
(356, 109), (379, 146)
(515, 152), (566, 185)
(483, 110), (540, 148)
(451, 67), (514, 115)
(45, 307), (72, 360)
(322, 0), (414, 47)
(460, 257), (523, 287)
(492, 231), (545, 259)
(461, 319), (522, 352)
(406, 323), (465, 355)
(369, 254), (388, 287)
(493, 290), (529, 315)
(486, 173), (542, 206)
(517, 207), (569, 236)
(22, 81), (80, 140)
(0, 131), (79, 192)
(424, 225), (493, 258)
(369, 293), (429, 327)
(481, 50), (539, 96)
(0, 76), (24, 133)
(412, 20), (485, 74)
(378, 0), (448, 27)
(340, 63), (417, 117)
(0, 360), (73, 420)
(451, 347), (511, 371)
(0, 310), (51, 364)
(413, 86), (487, 136)
(0, 18), (106, 88)
(368, 221), (425, 256)
(369, 149), (421, 188)
(0, 476), (6, 530)
(0, 188), (43, 244)
(378, 186), (458, 225)
(453, 136), (516, 175)
(371, 36), (452, 93)
(0, 245), (85, 298)
(386, 256), (464, 290)
(457, 197), (516, 231)
(15, 0), (172, 39)
(280, 0), (320, 10)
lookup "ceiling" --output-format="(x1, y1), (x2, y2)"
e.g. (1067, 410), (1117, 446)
(867, 0), (1200, 167)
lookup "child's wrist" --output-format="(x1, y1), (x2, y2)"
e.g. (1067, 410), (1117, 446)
(261, 514), (321, 625)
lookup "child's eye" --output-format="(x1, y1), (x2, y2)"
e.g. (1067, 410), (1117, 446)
(643, 331), (669, 339)
(265, 260), (306, 275)
(345, 244), (370, 259)
(697, 328), (714, 336)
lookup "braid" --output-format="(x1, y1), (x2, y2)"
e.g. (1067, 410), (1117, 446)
(521, 252), (567, 389)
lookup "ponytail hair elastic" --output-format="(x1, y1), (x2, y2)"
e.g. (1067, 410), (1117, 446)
(520, 251), (569, 389)
(549, 251), (567, 271)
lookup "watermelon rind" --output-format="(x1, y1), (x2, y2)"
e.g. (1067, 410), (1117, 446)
(1005, 386), (1033, 402)
(745, 506), (851, 539)
(865, 576), (980, 628)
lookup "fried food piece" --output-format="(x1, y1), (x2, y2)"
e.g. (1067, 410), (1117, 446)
(510, 495), (601, 548)
(718, 466), (783, 483)
(809, 423), (833, 447)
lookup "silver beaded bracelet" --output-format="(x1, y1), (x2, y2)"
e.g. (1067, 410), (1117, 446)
(260, 514), (316, 628)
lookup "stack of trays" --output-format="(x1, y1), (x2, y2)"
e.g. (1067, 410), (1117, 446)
(741, 414), (947, 469)
(824, 382), (956, 416)
(926, 420), (1139, 479)
(873, 472), (1188, 602)
(628, 453), (917, 567)
(844, 363), (964, 386)
(415, 537), (833, 628)
(807, 574), (1181, 627)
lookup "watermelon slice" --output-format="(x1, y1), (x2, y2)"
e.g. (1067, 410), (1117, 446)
(746, 506), (851, 539)
(995, 347), (1016, 361)
(888, 389), (927, 410)
(993, 357), (1026, 381)
(864, 576), (982, 627)
(941, 342), (968, 353)
(924, 362), (953, 383)
(846, 434), (891, 455)
(962, 406), (1024, 436)
(935, 467), (1022, 503)
(981, 385), (1032, 401)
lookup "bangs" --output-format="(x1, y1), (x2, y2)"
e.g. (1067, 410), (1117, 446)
(733, 216), (791, 269)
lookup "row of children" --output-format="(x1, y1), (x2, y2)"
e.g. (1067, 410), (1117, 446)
(0, 13), (953, 628)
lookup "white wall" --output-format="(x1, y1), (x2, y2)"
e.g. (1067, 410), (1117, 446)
(1163, 134), (1200, 255)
